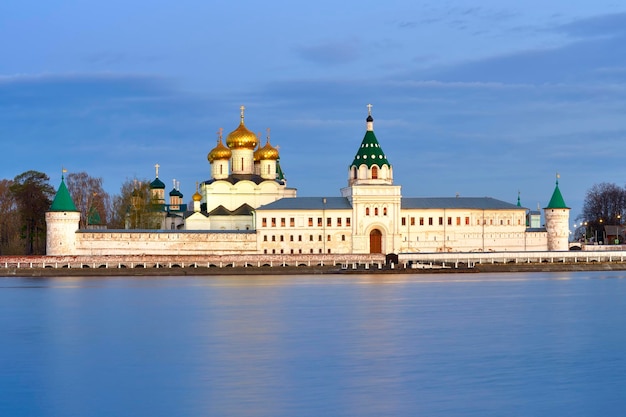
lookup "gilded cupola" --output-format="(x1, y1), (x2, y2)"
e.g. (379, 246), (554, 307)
(254, 128), (279, 161)
(226, 105), (257, 150)
(208, 128), (232, 162)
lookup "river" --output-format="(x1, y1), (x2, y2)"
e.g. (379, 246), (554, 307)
(1, 271), (625, 417)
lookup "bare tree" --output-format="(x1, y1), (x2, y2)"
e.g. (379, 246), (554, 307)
(9, 171), (55, 254)
(66, 172), (111, 228)
(578, 182), (626, 240)
(109, 178), (163, 229)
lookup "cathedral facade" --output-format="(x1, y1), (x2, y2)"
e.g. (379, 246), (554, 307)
(46, 106), (570, 256)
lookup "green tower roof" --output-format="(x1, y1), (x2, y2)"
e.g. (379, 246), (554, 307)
(545, 177), (569, 209)
(49, 176), (79, 212)
(350, 112), (390, 168)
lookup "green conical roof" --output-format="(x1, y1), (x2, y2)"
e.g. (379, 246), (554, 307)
(545, 177), (569, 209)
(49, 176), (79, 212)
(350, 113), (389, 168)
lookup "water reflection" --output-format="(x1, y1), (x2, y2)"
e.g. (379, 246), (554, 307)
(1, 272), (626, 416)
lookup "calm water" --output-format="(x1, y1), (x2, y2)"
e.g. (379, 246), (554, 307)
(1, 271), (626, 417)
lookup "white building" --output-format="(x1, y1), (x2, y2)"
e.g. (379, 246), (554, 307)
(46, 105), (569, 256)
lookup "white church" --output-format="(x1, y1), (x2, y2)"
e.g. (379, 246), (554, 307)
(46, 105), (570, 256)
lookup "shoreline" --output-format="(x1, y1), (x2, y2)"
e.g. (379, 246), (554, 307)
(3, 261), (626, 277)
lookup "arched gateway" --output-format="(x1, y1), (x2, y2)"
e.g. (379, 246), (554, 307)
(369, 229), (382, 254)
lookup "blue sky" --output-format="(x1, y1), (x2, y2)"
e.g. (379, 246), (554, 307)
(2, 1), (626, 221)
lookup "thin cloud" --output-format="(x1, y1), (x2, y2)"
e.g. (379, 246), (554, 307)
(296, 40), (361, 65)
(556, 12), (626, 38)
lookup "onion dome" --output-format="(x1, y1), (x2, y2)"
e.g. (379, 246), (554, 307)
(226, 105), (257, 150)
(256, 138), (279, 160)
(192, 191), (202, 202)
(150, 177), (165, 189)
(208, 137), (232, 162)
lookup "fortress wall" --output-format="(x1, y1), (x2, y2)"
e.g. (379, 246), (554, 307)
(74, 230), (258, 256)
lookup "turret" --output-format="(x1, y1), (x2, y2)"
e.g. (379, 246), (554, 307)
(46, 171), (80, 256)
(544, 174), (570, 251)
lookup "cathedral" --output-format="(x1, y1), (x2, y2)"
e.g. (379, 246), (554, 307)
(46, 105), (570, 256)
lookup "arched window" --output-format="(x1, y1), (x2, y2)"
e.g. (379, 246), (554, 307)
(372, 166), (378, 179)
(352, 167), (357, 179)
(374, 207), (379, 216)
(366, 207), (370, 216)
(383, 207), (387, 216)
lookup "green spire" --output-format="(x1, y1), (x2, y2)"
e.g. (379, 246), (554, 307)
(517, 191), (521, 207)
(350, 108), (390, 168)
(49, 174), (79, 212)
(545, 174), (569, 209)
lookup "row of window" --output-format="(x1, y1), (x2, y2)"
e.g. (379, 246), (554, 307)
(365, 207), (388, 216)
(401, 216), (522, 226)
(263, 234), (347, 242)
(261, 217), (351, 228)
(264, 248), (333, 254)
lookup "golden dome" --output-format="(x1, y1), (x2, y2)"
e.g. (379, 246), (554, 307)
(226, 105), (257, 150)
(192, 191), (202, 202)
(256, 139), (279, 161)
(207, 137), (232, 162)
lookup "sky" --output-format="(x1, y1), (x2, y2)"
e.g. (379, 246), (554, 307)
(2, 0), (626, 223)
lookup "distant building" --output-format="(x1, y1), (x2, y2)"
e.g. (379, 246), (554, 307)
(46, 105), (569, 256)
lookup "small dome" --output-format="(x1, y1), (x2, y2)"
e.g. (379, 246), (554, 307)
(150, 177), (166, 189)
(256, 139), (279, 161)
(169, 188), (183, 197)
(192, 191), (202, 202)
(208, 138), (232, 162)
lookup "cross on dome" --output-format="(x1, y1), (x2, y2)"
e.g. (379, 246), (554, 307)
(240, 105), (245, 121)
(155, 163), (160, 178)
(367, 103), (373, 116)
(217, 127), (223, 142)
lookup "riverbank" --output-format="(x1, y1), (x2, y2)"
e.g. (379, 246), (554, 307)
(3, 261), (626, 277)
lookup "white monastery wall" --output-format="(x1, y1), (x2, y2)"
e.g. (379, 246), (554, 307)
(74, 231), (257, 256)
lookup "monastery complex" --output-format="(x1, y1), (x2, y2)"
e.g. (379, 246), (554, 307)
(45, 105), (570, 257)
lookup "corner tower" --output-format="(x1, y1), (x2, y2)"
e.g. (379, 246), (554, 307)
(544, 174), (570, 251)
(341, 105), (402, 254)
(46, 172), (80, 256)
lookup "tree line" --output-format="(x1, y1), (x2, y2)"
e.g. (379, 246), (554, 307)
(0, 170), (161, 255)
